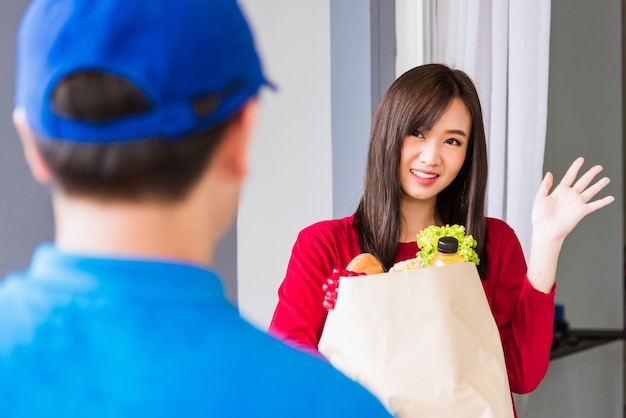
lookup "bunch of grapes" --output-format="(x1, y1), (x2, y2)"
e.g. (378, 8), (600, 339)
(322, 268), (365, 310)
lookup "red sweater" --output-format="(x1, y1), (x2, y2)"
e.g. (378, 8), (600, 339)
(269, 214), (555, 395)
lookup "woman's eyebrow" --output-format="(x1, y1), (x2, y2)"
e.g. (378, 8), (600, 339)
(445, 129), (468, 137)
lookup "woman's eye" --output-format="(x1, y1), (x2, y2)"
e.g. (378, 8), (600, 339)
(412, 130), (425, 138)
(444, 138), (461, 146)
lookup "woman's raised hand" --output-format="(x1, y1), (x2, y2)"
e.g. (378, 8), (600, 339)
(527, 157), (614, 293)
(532, 157), (615, 243)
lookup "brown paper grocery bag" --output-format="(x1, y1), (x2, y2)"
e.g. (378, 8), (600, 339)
(318, 262), (513, 418)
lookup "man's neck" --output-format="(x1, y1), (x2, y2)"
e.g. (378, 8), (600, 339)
(52, 194), (216, 266)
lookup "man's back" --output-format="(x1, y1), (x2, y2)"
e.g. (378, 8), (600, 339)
(0, 245), (390, 417)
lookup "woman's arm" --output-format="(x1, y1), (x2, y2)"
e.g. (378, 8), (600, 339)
(494, 157), (614, 393)
(487, 220), (555, 394)
(269, 219), (360, 353)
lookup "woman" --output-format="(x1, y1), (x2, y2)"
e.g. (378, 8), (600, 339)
(269, 64), (614, 395)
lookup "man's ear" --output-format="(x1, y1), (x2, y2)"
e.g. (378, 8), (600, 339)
(215, 97), (258, 180)
(13, 107), (53, 184)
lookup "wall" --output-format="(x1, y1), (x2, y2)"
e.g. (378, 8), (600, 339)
(236, 0), (334, 329)
(237, 0), (394, 329)
(520, 0), (624, 416)
(330, 1), (373, 220)
(522, 341), (623, 418)
(544, 0), (623, 330)
(0, 0), (54, 278)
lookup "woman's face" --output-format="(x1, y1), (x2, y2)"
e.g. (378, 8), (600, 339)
(399, 97), (470, 206)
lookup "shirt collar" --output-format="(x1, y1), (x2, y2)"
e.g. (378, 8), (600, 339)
(26, 243), (226, 302)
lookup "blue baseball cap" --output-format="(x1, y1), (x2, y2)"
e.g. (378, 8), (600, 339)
(15, 0), (272, 143)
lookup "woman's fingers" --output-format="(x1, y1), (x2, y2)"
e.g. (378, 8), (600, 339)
(557, 156), (585, 188)
(555, 159), (611, 204)
(585, 195), (616, 214)
(536, 171), (553, 199)
(571, 164), (605, 194)
(539, 158), (614, 215)
(580, 176), (611, 203)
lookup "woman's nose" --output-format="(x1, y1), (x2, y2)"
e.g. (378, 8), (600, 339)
(419, 140), (441, 165)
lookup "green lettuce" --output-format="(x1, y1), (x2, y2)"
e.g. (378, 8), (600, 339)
(416, 224), (480, 266)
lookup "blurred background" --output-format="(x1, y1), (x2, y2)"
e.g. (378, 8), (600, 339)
(0, 1), (623, 417)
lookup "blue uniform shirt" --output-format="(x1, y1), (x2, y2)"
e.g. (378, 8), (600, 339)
(0, 244), (391, 417)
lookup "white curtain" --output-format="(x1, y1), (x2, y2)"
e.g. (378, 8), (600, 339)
(395, 0), (551, 257)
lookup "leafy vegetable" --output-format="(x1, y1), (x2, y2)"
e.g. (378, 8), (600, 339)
(416, 224), (480, 266)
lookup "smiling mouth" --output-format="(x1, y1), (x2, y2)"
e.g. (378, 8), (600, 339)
(410, 169), (438, 179)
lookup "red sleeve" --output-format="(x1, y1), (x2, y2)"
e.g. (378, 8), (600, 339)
(484, 219), (555, 394)
(269, 217), (361, 354)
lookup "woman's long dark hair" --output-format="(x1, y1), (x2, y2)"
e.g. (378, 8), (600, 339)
(354, 63), (489, 277)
